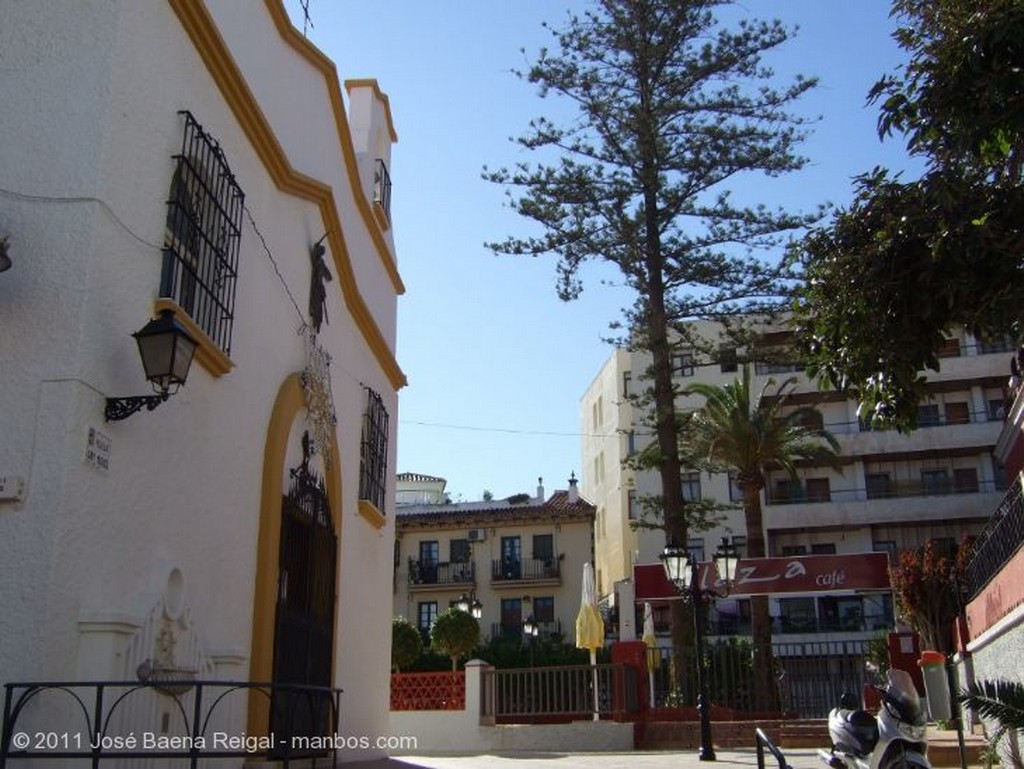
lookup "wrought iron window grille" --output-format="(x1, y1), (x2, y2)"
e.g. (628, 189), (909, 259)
(160, 110), (244, 355)
(359, 386), (389, 513)
(373, 158), (391, 221)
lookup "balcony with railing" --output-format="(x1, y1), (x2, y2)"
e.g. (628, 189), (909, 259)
(490, 556), (561, 586)
(373, 158), (392, 221)
(762, 474), (1004, 531)
(408, 558), (475, 591)
(837, 410), (1003, 458)
(765, 475), (1005, 507)
(490, 619), (563, 641)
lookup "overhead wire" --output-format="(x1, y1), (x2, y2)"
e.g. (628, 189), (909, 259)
(399, 419), (654, 440)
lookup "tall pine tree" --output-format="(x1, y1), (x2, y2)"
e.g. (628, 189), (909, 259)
(485, 0), (817, 697)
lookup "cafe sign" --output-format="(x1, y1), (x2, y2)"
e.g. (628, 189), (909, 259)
(634, 552), (891, 600)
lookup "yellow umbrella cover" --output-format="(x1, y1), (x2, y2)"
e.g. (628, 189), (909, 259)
(575, 562), (605, 650)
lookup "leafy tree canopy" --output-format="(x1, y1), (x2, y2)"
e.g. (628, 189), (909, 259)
(430, 607), (481, 670)
(392, 617), (423, 673)
(486, 0), (817, 322)
(791, 0), (1024, 430)
(682, 367), (841, 496)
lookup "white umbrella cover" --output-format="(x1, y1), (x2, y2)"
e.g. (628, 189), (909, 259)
(642, 602), (658, 708)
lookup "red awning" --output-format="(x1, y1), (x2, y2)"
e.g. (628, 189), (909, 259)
(634, 552), (891, 600)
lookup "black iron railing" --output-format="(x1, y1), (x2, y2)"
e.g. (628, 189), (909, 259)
(649, 640), (869, 718)
(0, 679), (341, 768)
(490, 619), (562, 640)
(408, 558), (475, 586)
(373, 159), (391, 221)
(491, 557), (560, 582)
(966, 478), (1024, 600)
(765, 476), (1005, 506)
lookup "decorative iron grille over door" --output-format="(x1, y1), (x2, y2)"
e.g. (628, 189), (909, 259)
(272, 432), (337, 749)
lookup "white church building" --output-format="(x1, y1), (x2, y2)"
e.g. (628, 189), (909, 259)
(0, 0), (404, 762)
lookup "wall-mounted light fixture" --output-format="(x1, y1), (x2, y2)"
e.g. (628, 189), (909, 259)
(105, 310), (197, 421)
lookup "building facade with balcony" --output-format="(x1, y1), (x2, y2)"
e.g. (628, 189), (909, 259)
(582, 321), (1011, 643)
(0, 1), (403, 761)
(394, 477), (595, 646)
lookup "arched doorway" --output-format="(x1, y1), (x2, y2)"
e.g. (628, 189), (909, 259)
(271, 431), (336, 741)
(248, 373), (342, 739)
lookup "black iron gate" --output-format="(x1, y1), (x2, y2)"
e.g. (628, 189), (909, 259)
(272, 432), (337, 747)
(649, 640), (869, 717)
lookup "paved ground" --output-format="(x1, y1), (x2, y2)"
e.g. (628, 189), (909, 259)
(343, 741), (986, 769)
(345, 748), (825, 769)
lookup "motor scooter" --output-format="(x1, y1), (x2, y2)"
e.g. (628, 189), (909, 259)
(818, 667), (930, 769)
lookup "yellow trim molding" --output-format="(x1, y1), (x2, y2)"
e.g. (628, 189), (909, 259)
(248, 373), (343, 737)
(153, 298), (233, 377)
(168, 0), (407, 391)
(263, 2), (402, 290)
(344, 79), (398, 143)
(373, 201), (391, 233)
(358, 499), (386, 530)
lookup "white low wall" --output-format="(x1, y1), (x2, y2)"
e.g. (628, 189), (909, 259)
(388, 660), (634, 755)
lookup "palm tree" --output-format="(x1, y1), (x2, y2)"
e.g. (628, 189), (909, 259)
(682, 364), (841, 711)
(960, 679), (1024, 768)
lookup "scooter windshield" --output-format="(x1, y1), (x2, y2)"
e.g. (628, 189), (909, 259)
(886, 668), (927, 726)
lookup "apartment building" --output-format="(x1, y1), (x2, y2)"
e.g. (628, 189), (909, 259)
(582, 321), (1010, 640)
(394, 477), (595, 645)
(397, 471), (450, 506)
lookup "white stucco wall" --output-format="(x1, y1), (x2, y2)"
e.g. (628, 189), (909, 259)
(0, 0), (400, 761)
(388, 662), (634, 755)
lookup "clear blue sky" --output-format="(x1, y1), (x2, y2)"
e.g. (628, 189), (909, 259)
(284, 1), (919, 503)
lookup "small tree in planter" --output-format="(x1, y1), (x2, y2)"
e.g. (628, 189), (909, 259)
(392, 617), (423, 673)
(430, 608), (481, 671)
(889, 538), (972, 654)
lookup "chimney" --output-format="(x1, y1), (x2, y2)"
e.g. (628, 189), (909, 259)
(568, 471), (579, 503)
(536, 477), (545, 503)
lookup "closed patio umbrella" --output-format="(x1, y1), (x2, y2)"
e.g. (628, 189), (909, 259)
(575, 561), (605, 721)
(642, 602), (659, 708)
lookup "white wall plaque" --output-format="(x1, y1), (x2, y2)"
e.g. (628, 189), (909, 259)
(85, 427), (111, 472)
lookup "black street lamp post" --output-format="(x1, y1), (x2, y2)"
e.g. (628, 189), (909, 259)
(522, 615), (539, 666)
(455, 592), (483, 619)
(660, 537), (739, 762)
